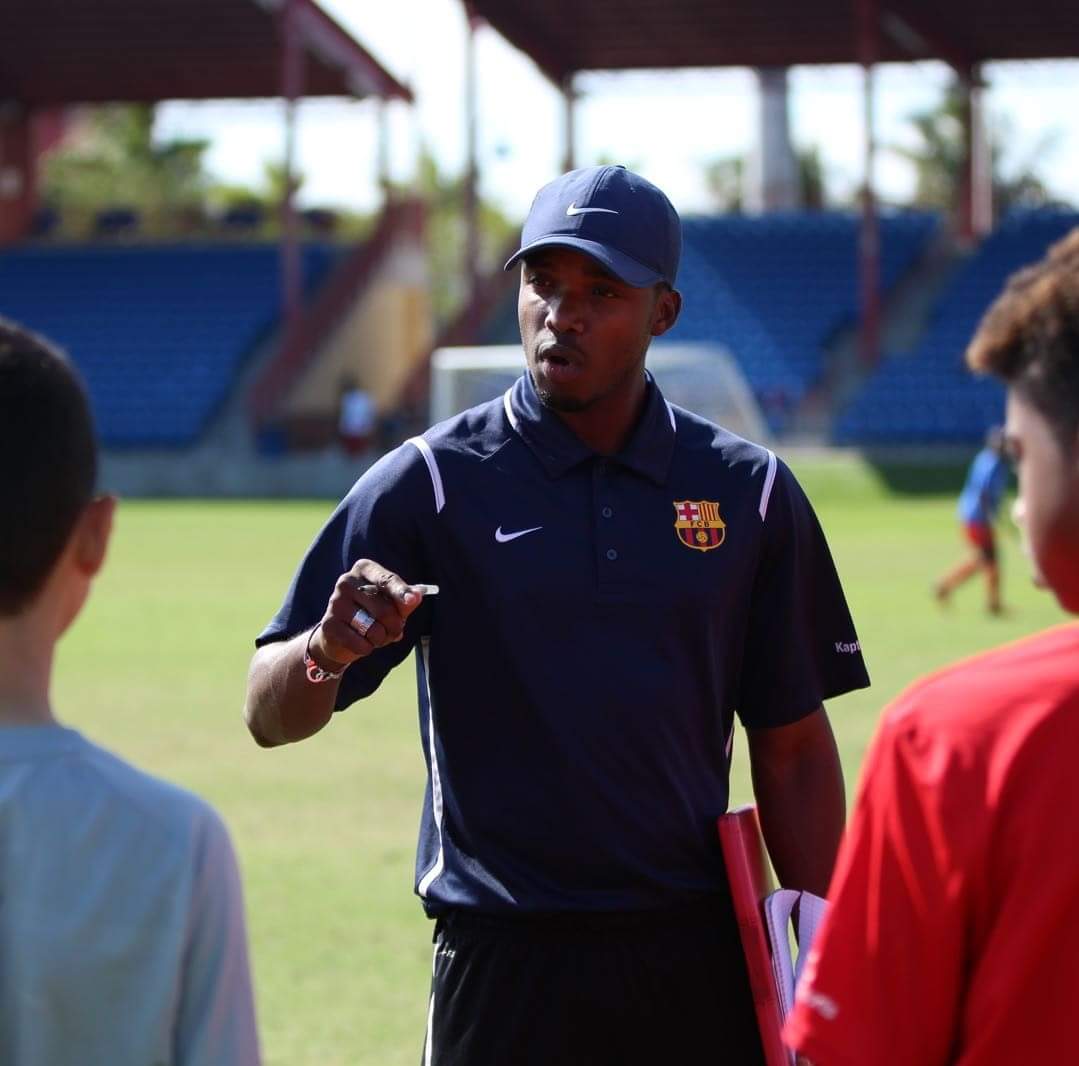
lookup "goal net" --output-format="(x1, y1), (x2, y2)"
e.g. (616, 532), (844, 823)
(429, 342), (770, 445)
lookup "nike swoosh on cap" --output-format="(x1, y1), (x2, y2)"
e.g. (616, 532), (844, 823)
(495, 525), (543, 543)
(565, 201), (619, 216)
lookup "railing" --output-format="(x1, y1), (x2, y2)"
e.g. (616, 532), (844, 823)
(247, 197), (425, 426)
(397, 235), (521, 417)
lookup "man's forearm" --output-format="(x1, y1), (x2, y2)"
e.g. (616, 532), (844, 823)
(243, 632), (338, 747)
(749, 713), (845, 896)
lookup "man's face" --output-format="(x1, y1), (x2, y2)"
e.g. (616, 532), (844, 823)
(517, 248), (678, 414)
(1005, 389), (1079, 613)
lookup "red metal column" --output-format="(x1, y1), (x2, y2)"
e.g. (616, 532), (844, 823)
(956, 69), (975, 245)
(0, 105), (35, 245)
(857, 0), (881, 368)
(562, 74), (577, 173)
(281, 0), (304, 328)
(463, 2), (481, 300)
(970, 67), (993, 238)
(377, 100), (391, 200)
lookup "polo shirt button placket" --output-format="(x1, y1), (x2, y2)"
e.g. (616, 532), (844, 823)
(594, 458), (620, 576)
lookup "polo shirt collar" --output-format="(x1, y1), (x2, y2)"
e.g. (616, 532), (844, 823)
(505, 370), (675, 485)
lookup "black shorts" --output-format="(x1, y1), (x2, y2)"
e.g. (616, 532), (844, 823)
(420, 897), (766, 1066)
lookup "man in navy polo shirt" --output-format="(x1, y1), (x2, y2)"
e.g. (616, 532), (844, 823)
(245, 165), (869, 1066)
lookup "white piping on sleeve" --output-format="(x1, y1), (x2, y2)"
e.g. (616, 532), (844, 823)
(502, 388), (520, 433)
(423, 984), (436, 1066)
(665, 401), (676, 432)
(407, 436), (446, 514)
(416, 637), (446, 898)
(758, 450), (778, 521)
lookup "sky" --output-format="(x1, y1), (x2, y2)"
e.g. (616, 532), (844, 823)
(156, 0), (1079, 222)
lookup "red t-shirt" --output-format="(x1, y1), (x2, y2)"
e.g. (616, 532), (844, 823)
(785, 623), (1079, 1066)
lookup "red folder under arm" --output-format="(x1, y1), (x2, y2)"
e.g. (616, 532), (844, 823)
(717, 806), (792, 1066)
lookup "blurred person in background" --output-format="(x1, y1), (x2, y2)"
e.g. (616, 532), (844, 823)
(785, 228), (1079, 1066)
(0, 318), (260, 1066)
(933, 424), (1010, 613)
(338, 376), (377, 455)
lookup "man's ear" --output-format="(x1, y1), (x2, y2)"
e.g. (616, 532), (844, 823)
(650, 287), (682, 338)
(72, 495), (116, 579)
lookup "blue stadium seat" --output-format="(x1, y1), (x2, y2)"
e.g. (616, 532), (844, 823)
(671, 211), (938, 432)
(0, 242), (339, 447)
(836, 207), (1079, 445)
(93, 207), (141, 238)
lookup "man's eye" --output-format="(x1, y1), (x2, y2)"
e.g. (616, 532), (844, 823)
(593, 286), (617, 298)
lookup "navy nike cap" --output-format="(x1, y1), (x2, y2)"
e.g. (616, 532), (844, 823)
(504, 165), (681, 288)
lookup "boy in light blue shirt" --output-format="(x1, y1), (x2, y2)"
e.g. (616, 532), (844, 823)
(0, 318), (261, 1065)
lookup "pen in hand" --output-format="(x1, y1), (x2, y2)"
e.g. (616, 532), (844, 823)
(357, 583), (439, 597)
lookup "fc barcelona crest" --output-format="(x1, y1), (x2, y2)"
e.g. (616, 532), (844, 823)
(673, 500), (726, 551)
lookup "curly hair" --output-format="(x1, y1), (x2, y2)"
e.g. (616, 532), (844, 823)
(967, 227), (1079, 452)
(0, 318), (97, 615)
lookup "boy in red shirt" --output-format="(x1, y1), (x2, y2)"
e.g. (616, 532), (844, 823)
(785, 228), (1079, 1066)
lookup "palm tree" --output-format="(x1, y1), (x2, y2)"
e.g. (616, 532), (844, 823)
(42, 104), (210, 234)
(889, 84), (1063, 217)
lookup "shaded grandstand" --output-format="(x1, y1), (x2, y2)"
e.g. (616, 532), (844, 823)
(836, 208), (1079, 444)
(0, 243), (338, 447)
(476, 210), (941, 435)
(673, 211), (939, 431)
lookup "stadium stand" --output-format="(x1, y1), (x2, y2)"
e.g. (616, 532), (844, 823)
(670, 240), (804, 431)
(472, 211), (938, 435)
(29, 205), (60, 239)
(673, 212), (938, 420)
(0, 242), (338, 446)
(93, 207), (141, 239)
(836, 207), (1079, 444)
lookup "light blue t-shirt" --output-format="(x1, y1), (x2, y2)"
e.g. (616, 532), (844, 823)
(0, 724), (260, 1065)
(957, 448), (1008, 525)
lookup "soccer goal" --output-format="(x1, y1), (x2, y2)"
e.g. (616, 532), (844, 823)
(429, 342), (770, 444)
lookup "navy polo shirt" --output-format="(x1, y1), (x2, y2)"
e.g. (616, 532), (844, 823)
(258, 372), (869, 915)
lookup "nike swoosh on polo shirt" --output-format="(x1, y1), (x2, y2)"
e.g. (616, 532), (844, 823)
(495, 525), (543, 543)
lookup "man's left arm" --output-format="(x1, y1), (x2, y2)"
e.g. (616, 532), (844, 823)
(745, 707), (845, 896)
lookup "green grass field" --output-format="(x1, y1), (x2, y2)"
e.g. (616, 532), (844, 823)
(52, 454), (1069, 1066)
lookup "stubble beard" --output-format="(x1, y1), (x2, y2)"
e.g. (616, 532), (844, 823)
(530, 348), (649, 417)
(534, 383), (590, 413)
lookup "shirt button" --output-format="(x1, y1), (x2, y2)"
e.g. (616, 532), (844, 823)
(601, 506), (613, 519)
(606, 548), (618, 561)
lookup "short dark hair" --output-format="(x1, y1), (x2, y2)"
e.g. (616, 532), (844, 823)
(967, 227), (1079, 452)
(0, 318), (97, 615)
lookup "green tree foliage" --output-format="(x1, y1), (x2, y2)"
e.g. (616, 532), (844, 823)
(405, 147), (517, 326)
(798, 146), (826, 211)
(703, 146), (831, 213)
(890, 84), (1064, 216)
(40, 104), (374, 239)
(42, 105), (210, 234)
(703, 154), (746, 213)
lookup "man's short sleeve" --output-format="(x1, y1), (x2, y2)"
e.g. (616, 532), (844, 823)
(783, 701), (971, 1066)
(255, 443), (433, 707)
(737, 460), (869, 729)
(175, 806), (260, 1066)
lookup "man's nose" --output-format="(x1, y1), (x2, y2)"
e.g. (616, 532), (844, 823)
(544, 291), (585, 334)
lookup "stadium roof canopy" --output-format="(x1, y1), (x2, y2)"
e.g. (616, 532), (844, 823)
(468, 0), (1079, 82)
(0, 0), (411, 106)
